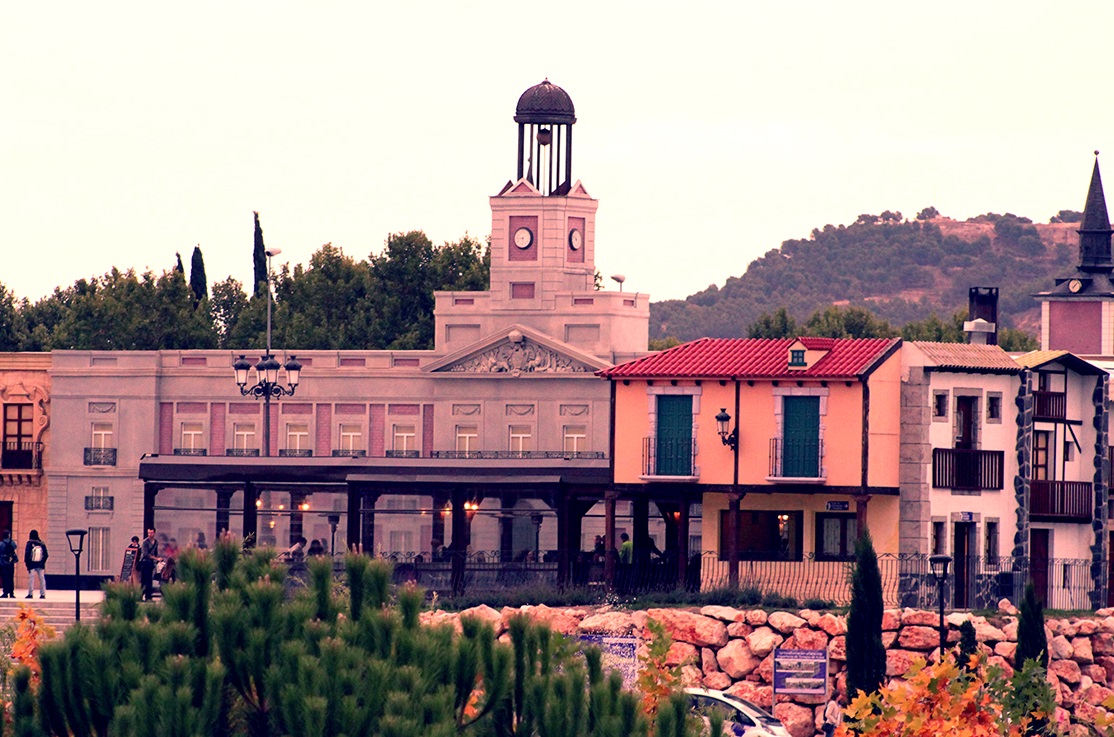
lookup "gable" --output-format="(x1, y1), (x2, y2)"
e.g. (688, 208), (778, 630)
(427, 326), (609, 375)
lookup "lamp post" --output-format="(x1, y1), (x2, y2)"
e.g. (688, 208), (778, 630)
(929, 554), (952, 660)
(65, 529), (87, 622)
(232, 248), (301, 457)
(327, 514), (340, 556)
(715, 408), (738, 450)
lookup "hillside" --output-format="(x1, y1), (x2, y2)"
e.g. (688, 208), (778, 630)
(649, 214), (1080, 341)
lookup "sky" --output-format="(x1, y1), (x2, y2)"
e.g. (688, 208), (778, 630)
(3, 3), (1113, 305)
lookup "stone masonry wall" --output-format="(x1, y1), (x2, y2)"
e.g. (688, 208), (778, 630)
(423, 602), (1114, 737)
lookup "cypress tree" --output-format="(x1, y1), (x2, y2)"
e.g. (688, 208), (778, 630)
(1015, 581), (1048, 669)
(253, 212), (267, 297)
(956, 620), (978, 670)
(190, 246), (208, 306)
(175, 252), (185, 274)
(845, 530), (886, 699)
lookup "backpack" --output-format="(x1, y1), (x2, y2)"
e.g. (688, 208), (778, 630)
(29, 543), (43, 564)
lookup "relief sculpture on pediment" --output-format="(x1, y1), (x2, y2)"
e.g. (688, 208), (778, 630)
(447, 339), (589, 374)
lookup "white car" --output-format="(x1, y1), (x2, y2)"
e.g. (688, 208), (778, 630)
(685, 688), (792, 737)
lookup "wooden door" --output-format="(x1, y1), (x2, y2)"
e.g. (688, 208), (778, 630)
(953, 522), (974, 608)
(655, 395), (692, 476)
(782, 396), (820, 477)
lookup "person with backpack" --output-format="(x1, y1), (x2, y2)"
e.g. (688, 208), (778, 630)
(24, 530), (47, 599)
(0, 531), (17, 598)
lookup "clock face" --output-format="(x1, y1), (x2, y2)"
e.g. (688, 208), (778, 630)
(1069, 278), (1083, 293)
(513, 227), (533, 249)
(569, 228), (583, 250)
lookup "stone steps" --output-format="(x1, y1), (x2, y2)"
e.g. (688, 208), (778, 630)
(0, 593), (103, 633)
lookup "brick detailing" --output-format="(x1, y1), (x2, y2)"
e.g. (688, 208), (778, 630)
(281, 403), (312, 415)
(1090, 374), (1109, 609)
(229, 403), (260, 415)
(1013, 369), (1032, 563)
(336, 403), (364, 415)
(176, 402), (206, 414)
(159, 403), (173, 455)
(370, 405), (385, 457)
(315, 404), (332, 457)
(210, 404), (226, 452)
(422, 405), (434, 457)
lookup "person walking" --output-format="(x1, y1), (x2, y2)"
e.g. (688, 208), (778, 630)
(822, 695), (842, 737)
(138, 528), (159, 601)
(0, 530), (17, 598)
(24, 530), (47, 599)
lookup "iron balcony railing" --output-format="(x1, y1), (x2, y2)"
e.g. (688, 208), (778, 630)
(173, 448), (207, 456)
(1030, 479), (1092, 522)
(279, 449), (313, 458)
(83, 448), (117, 466)
(1, 441), (41, 470)
(1032, 390), (1067, 421)
(642, 437), (697, 476)
(430, 450), (606, 460)
(385, 449), (421, 459)
(225, 448), (261, 457)
(84, 495), (114, 511)
(932, 448), (1004, 491)
(768, 437), (823, 478)
(332, 449), (367, 458)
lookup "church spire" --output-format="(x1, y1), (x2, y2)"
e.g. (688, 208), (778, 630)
(1078, 151), (1113, 273)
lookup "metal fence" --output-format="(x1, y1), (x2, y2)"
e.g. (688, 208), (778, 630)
(364, 550), (1105, 610)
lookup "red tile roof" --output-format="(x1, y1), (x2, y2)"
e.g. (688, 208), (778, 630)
(600, 337), (901, 379)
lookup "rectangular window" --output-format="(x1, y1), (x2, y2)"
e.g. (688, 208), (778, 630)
(985, 521), (999, 564)
(932, 520), (946, 555)
(789, 349), (805, 367)
(180, 421), (204, 451)
(2, 404), (34, 469)
(563, 425), (587, 455)
(393, 425), (417, 453)
(1064, 438), (1076, 463)
(455, 425), (478, 455)
(1034, 431), (1050, 481)
(933, 391), (949, 420)
(339, 423), (363, 452)
(388, 530), (413, 554)
(87, 527), (112, 573)
(508, 425), (532, 454)
(815, 512), (857, 561)
(91, 422), (114, 449)
(987, 394), (1002, 422)
(286, 423), (310, 450)
(719, 510), (802, 561)
(233, 423), (256, 450)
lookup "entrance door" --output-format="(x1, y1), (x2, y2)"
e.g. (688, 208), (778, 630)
(656, 395), (692, 476)
(1030, 529), (1050, 605)
(953, 522), (974, 608)
(782, 396), (820, 477)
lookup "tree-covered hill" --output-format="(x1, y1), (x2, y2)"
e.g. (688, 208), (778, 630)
(650, 211), (1081, 342)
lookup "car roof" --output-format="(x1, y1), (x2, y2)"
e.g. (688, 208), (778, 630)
(684, 688), (779, 720)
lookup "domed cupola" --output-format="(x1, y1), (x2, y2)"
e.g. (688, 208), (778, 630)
(514, 79), (576, 195)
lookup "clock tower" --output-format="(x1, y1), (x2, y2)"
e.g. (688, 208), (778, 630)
(433, 80), (649, 363)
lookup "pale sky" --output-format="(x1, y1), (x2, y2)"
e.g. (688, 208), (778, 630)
(2, 3), (1112, 305)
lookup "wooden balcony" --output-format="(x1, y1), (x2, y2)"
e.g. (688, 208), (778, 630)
(1030, 479), (1092, 522)
(932, 448), (1004, 491)
(1032, 390), (1066, 421)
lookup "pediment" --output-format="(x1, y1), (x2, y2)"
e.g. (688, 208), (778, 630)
(425, 325), (610, 375)
(496, 178), (542, 198)
(568, 180), (591, 198)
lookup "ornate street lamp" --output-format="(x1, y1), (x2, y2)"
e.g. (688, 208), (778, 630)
(715, 408), (738, 451)
(232, 247), (301, 457)
(65, 529), (88, 622)
(929, 554), (952, 659)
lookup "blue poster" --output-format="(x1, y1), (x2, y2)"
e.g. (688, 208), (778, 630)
(772, 647), (828, 696)
(578, 634), (639, 689)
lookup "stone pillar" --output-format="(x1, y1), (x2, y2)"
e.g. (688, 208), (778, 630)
(1012, 369), (1033, 604)
(899, 366), (931, 555)
(1091, 373), (1109, 609)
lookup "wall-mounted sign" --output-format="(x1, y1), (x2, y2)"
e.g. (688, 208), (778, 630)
(825, 501), (849, 512)
(773, 648), (829, 696)
(579, 634), (639, 689)
(960, 511), (975, 522)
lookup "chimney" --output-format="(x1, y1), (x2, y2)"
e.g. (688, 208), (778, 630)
(965, 287), (999, 345)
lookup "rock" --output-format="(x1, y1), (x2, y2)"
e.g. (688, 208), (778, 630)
(527, 605), (580, 635)
(791, 627), (829, 650)
(1049, 635), (1075, 660)
(1096, 656), (1114, 684)
(1097, 608), (1114, 618)
(901, 609), (942, 627)
(998, 597), (1019, 615)
(1102, 616), (1114, 634)
(882, 610), (901, 631)
(1080, 683), (1114, 707)
(681, 665), (703, 688)
(700, 605), (745, 623)
(745, 610), (768, 626)
(756, 652), (776, 683)
(897, 625), (941, 651)
(994, 641), (1017, 661)
(1086, 663), (1110, 688)
(987, 655), (1014, 679)
(1077, 619), (1099, 636)
(579, 611), (635, 636)
(973, 621), (1008, 642)
(1072, 636), (1095, 664)
(882, 631), (897, 648)
(666, 642), (698, 667)
(1002, 620), (1019, 641)
(646, 609), (728, 647)
(773, 702), (816, 737)
(886, 649), (919, 676)
(630, 610), (649, 632)
(702, 647), (719, 674)
(817, 613), (846, 637)
(725, 680), (772, 708)
(1050, 658), (1082, 685)
(704, 671), (732, 690)
(716, 639), (762, 679)
(829, 635), (846, 660)
(745, 627), (784, 658)
(767, 611), (807, 634)
(727, 621), (753, 638)
(1060, 621), (1079, 638)
(944, 612), (971, 628)
(798, 609), (821, 627)
(1093, 632), (1114, 656)
(1075, 699), (1103, 727)
(459, 604), (504, 634)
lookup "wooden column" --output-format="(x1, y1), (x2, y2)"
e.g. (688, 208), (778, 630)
(556, 493), (569, 588)
(677, 497), (690, 587)
(854, 494), (870, 536)
(345, 483), (360, 552)
(363, 493), (378, 555)
(215, 489), (232, 538)
(143, 484), (158, 533)
(728, 491), (742, 588)
(604, 490), (617, 590)
(242, 482), (258, 547)
(290, 491), (306, 546)
(450, 488), (467, 595)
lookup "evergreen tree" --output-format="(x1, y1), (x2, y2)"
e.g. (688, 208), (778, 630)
(190, 246), (208, 306)
(253, 211), (267, 298)
(846, 530), (886, 699)
(1015, 581), (1048, 670)
(175, 252), (185, 274)
(957, 620), (978, 671)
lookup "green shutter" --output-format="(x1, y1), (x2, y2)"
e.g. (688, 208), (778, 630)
(656, 395), (693, 475)
(781, 396), (820, 477)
